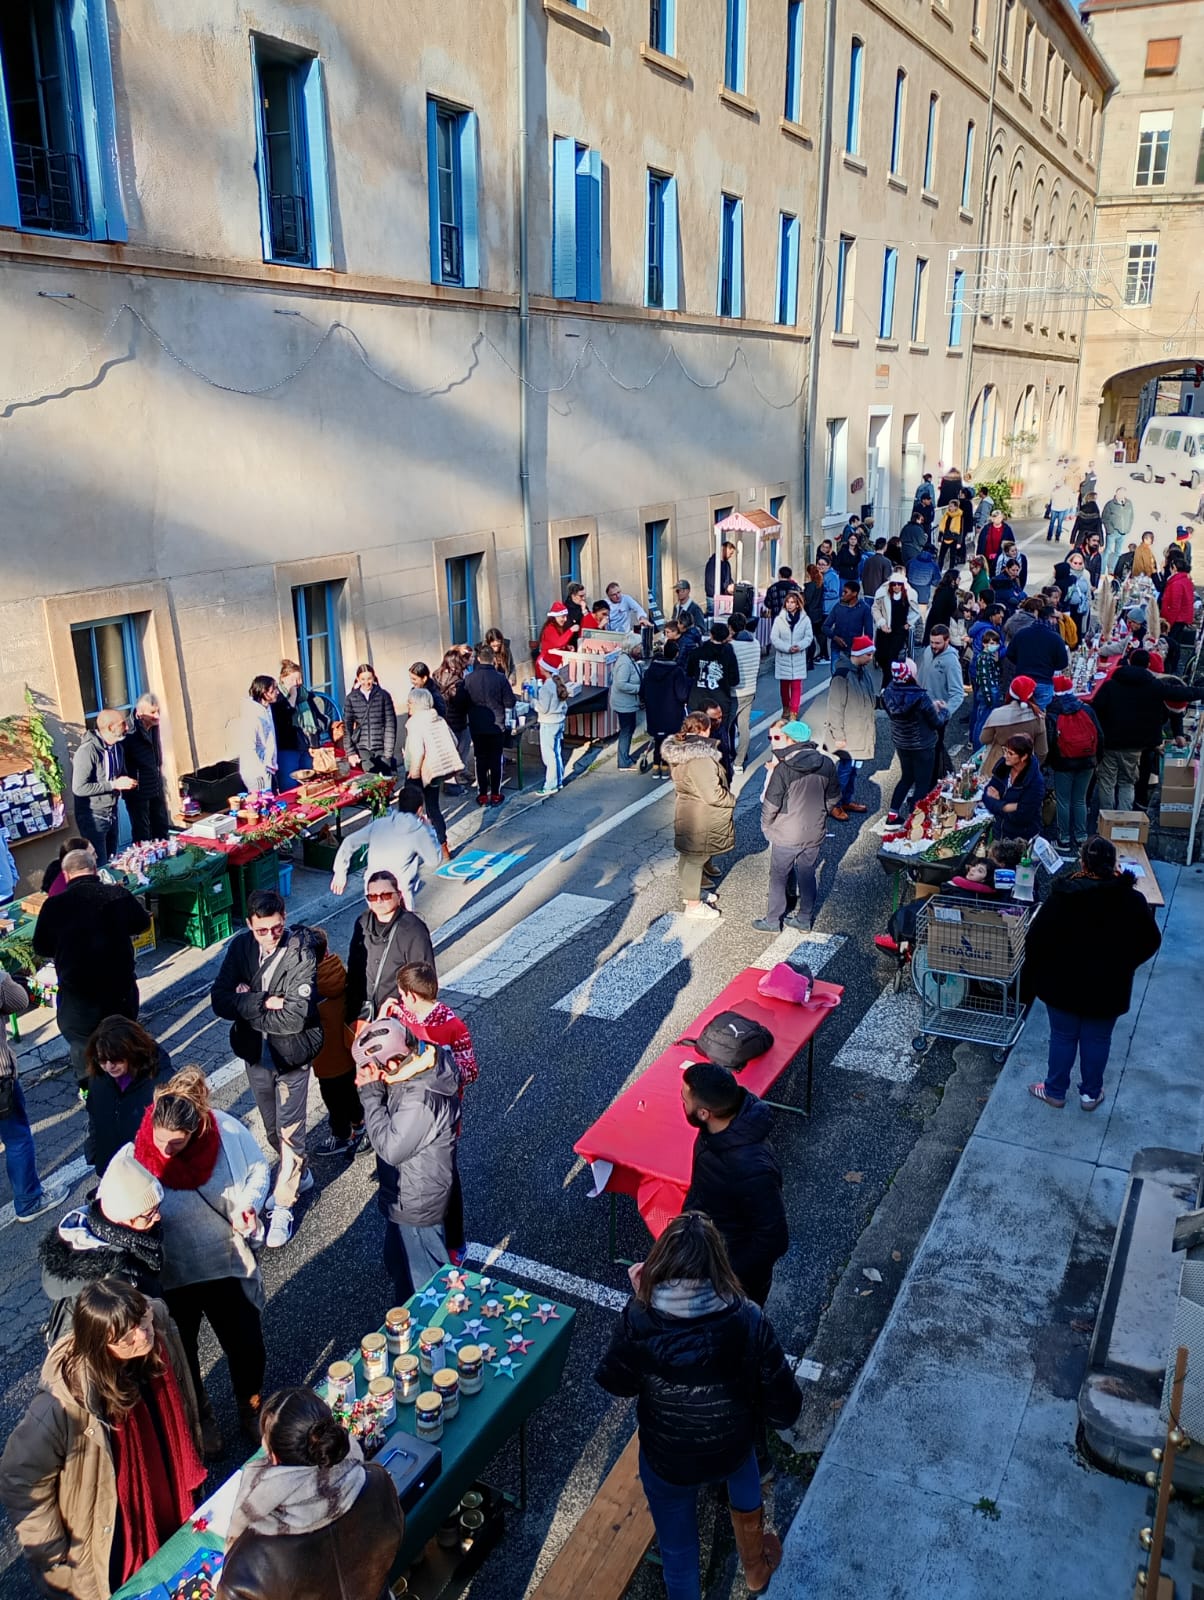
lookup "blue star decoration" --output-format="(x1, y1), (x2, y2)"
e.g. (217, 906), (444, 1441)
(506, 1333), (534, 1355)
(441, 1329), (464, 1355)
(533, 1302), (560, 1324)
(418, 1285), (445, 1309)
(490, 1355), (521, 1380)
(476, 1276), (496, 1294)
(461, 1319), (489, 1340)
(503, 1291), (531, 1312)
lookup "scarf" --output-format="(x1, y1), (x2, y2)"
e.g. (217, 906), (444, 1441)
(134, 1110), (222, 1190)
(650, 1279), (731, 1320)
(226, 1437), (366, 1545)
(110, 1341), (206, 1583)
(84, 1201), (164, 1277)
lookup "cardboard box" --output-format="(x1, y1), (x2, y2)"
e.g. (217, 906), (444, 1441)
(1098, 810), (1150, 845)
(1159, 802), (1193, 831)
(926, 903), (1026, 979)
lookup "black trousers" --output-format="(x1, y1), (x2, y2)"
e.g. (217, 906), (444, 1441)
(471, 730), (505, 797)
(890, 749), (931, 815)
(421, 780), (447, 846)
(318, 1070), (363, 1140)
(1166, 622), (1194, 676)
(165, 1276), (266, 1409)
(125, 792), (171, 842)
(58, 986), (138, 1085)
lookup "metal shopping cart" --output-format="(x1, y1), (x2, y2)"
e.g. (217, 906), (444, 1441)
(910, 893), (1032, 1064)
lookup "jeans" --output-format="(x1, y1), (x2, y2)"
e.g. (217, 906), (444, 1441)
(247, 1061), (310, 1208)
(1096, 748), (1140, 812)
(616, 711), (638, 768)
(539, 721), (565, 790)
(471, 729), (505, 798)
(767, 843), (820, 925)
(1, 1080), (47, 1217)
(76, 812), (118, 867)
(383, 1219), (449, 1303)
(1047, 508), (1068, 541)
(1031, 681), (1055, 711)
(778, 679), (803, 716)
(317, 1070), (363, 1141)
(164, 1277), (267, 1410)
(638, 1448), (762, 1600)
(1052, 768), (1092, 844)
(836, 752), (856, 806)
(1102, 531), (1125, 575)
(732, 696), (754, 764)
(890, 748), (931, 816)
(1045, 1005), (1118, 1102)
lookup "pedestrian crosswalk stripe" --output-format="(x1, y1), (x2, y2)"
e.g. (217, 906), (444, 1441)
(440, 893), (612, 998)
(832, 985), (922, 1082)
(552, 911), (720, 1020)
(751, 930), (846, 975)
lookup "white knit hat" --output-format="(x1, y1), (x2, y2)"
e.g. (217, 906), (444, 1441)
(96, 1145), (164, 1225)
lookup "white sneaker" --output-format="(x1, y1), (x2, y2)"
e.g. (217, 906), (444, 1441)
(15, 1179), (72, 1223)
(684, 902), (722, 920)
(266, 1207), (294, 1248)
(264, 1168), (314, 1213)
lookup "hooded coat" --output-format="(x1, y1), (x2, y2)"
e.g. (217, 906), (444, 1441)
(1046, 692), (1103, 773)
(344, 909), (436, 1024)
(882, 681), (942, 752)
(40, 1204), (165, 1349)
(978, 700), (1048, 774)
(822, 658), (878, 761)
(359, 1048), (461, 1227)
(871, 580), (921, 638)
(760, 743), (841, 852)
(769, 608), (813, 681)
(683, 1089), (789, 1299)
(1021, 871), (1161, 1019)
(982, 757), (1045, 841)
(663, 737), (736, 858)
(342, 683), (398, 770)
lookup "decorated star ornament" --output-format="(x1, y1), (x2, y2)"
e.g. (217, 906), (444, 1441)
(479, 1342), (497, 1362)
(475, 1275), (496, 1294)
(418, 1284), (445, 1309)
(460, 1318), (489, 1340)
(506, 1333), (534, 1356)
(481, 1298), (504, 1319)
(446, 1293), (472, 1316)
(504, 1311), (529, 1332)
(503, 1290), (531, 1312)
(533, 1302), (560, 1325)
(490, 1354), (521, 1380)
(441, 1329), (464, 1355)
(444, 1269), (468, 1293)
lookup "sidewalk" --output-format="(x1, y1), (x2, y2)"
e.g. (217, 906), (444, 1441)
(778, 861), (1204, 1597)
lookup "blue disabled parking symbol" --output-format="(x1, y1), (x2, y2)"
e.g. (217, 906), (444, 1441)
(436, 848), (528, 885)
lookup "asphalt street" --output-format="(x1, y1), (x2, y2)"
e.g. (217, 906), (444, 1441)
(0, 519), (1065, 1599)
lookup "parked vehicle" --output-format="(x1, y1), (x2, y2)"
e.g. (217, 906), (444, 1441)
(1134, 414), (1204, 490)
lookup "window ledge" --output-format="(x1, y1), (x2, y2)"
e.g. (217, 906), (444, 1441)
(1056, 130), (1068, 146)
(945, 347), (965, 358)
(1072, 147), (1084, 163)
(1001, 314), (1014, 327)
(640, 42), (689, 81)
(831, 333), (860, 347)
(921, 188), (940, 207)
(779, 116), (813, 145)
(909, 342), (930, 355)
(1040, 112), (1053, 131)
(970, 36), (989, 60)
(1019, 88), (1032, 109)
(1057, 328), (1067, 340)
(888, 173), (908, 193)
(930, 2), (953, 29)
(544, 0), (608, 42)
(876, 339), (899, 352)
(958, 206), (974, 224)
(842, 152), (868, 175)
(998, 67), (1014, 90)
(718, 84), (758, 118)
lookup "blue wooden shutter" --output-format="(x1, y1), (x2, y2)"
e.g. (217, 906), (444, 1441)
(880, 247), (897, 336)
(426, 99), (442, 282)
(576, 145), (601, 301)
(731, 198), (744, 316)
(301, 58), (332, 268)
(0, 47), (19, 229)
(552, 136), (577, 298)
(459, 110), (481, 288)
(779, 215), (799, 325)
(79, 0), (126, 240)
(663, 176), (680, 310)
(252, 39), (275, 262)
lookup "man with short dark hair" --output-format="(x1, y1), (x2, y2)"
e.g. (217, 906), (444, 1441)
(823, 581), (874, 663)
(763, 566), (801, 620)
(705, 540), (737, 604)
(210, 888), (322, 1248)
(1005, 604), (1069, 708)
(672, 580), (707, 635)
(684, 620), (740, 722)
(860, 538), (893, 597)
(681, 1061), (788, 1307)
(71, 709), (138, 866)
(755, 718), (841, 929)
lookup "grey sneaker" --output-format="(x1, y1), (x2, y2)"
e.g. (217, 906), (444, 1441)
(264, 1168), (314, 1212)
(266, 1206), (294, 1249)
(16, 1180), (71, 1223)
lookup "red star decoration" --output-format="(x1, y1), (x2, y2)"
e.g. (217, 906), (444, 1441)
(506, 1332), (534, 1355)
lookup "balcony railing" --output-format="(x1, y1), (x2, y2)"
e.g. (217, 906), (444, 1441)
(13, 143), (87, 235)
(268, 191), (310, 263)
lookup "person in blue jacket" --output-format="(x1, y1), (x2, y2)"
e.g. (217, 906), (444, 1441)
(982, 733), (1045, 841)
(822, 581), (874, 663)
(907, 544), (943, 607)
(816, 556), (840, 623)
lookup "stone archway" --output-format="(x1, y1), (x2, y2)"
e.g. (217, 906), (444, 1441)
(1094, 359), (1204, 455)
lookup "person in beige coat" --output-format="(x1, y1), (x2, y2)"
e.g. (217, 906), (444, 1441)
(0, 1281), (202, 1600)
(978, 674), (1048, 775)
(663, 714), (736, 921)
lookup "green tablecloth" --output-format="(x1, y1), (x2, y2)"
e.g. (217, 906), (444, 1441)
(113, 1266), (576, 1598)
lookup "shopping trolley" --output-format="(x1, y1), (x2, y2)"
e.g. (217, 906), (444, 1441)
(910, 893), (1032, 1064)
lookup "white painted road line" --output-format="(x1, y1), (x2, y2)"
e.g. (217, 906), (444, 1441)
(832, 985), (922, 1083)
(751, 930), (847, 975)
(552, 911), (720, 1021)
(790, 1356), (825, 1383)
(441, 892), (612, 998)
(465, 1241), (630, 1311)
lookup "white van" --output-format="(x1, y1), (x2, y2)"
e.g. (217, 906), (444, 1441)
(1135, 414), (1204, 489)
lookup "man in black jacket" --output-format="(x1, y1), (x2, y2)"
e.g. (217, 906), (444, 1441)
(1004, 606), (1069, 707)
(1091, 653), (1203, 811)
(684, 621), (740, 721)
(754, 719), (841, 932)
(210, 889), (321, 1248)
(681, 1062), (788, 1306)
(71, 710), (138, 866)
(463, 645), (516, 805)
(345, 871), (437, 1024)
(33, 851), (149, 1085)
(122, 693), (171, 842)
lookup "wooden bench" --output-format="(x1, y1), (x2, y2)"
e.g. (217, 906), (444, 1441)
(529, 1434), (654, 1600)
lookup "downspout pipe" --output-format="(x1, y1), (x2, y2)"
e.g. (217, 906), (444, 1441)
(960, 0), (1004, 475)
(801, 0), (837, 559)
(517, 0), (537, 646)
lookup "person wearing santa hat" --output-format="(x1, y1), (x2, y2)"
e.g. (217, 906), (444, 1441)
(820, 636), (877, 819)
(536, 601), (577, 681)
(978, 673), (1048, 777)
(1045, 674), (1103, 850)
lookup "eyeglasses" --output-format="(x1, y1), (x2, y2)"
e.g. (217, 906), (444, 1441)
(250, 922), (286, 938)
(366, 891), (398, 903)
(125, 1207), (160, 1228)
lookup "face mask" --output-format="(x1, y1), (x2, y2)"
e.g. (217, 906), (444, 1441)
(985, 643), (999, 654)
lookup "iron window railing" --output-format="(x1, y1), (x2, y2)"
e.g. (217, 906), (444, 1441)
(440, 221), (463, 285)
(13, 143), (87, 235)
(268, 192), (311, 263)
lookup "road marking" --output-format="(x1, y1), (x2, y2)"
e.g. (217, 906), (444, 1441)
(465, 1241), (630, 1311)
(441, 892), (612, 998)
(552, 911), (720, 1020)
(832, 984), (922, 1082)
(790, 1356), (825, 1383)
(751, 931), (846, 975)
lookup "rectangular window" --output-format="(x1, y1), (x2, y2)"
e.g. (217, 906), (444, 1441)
(824, 418), (848, 516)
(923, 93), (939, 190)
(292, 581), (343, 702)
(0, 0), (127, 241)
(949, 267), (966, 345)
(427, 98), (480, 288)
(961, 120), (975, 209)
(879, 247), (897, 339)
(1001, 0), (1015, 68)
(1135, 111), (1172, 187)
(776, 211), (799, 326)
(645, 519), (668, 605)
(645, 169), (679, 309)
(1145, 37), (1180, 77)
(1021, 20), (1035, 89)
(1124, 236), (1157, 306)
(846, 38), (863, 155)
(558, 534), (588, 595)
(1044, 46), (1056, 113)
(890, 70), (905, 174)
(717, 192), (744, 318)
(552, 136), (602, 301)
(834, 234), (854, 333)
(911, 257), (928, 343)
(649, 0), (675, 56)
(784, 0), (803, 123)
(1059, 66), (1070, 129)
(971, 0), (983, 39)
(252, 39), (331, 268)
(445, 555), (482, 646)
(71, 616), (142, 725)
(724, 0), (747, 93)
(767, 494), (784, 575)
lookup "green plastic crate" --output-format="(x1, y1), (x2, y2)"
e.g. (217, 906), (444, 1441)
(230, 853), (281, 920)
(158, 905), (233, 950)
(156, 866), (232, 922)
(302, 836), (341, 872)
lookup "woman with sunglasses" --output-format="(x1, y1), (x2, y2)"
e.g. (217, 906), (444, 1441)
(1, 1278), (204, 1600)
(83, 1015), (173, 1178)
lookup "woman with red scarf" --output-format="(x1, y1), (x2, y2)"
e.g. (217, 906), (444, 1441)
(0, 1278), (204, 1600)
(135, 1068), (271, 1455)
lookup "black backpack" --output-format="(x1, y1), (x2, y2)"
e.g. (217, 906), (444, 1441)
(678, 1011), (774, 1071)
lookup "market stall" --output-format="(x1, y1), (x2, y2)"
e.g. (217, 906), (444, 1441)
(874, 758), (992, 911)
(112, 1265), (575, 1600)
(712, 507), (781, 630)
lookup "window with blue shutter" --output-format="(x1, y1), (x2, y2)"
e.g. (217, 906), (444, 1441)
(649, 0), (675, 56)
(446, 556), (483, 646)
(846, 38), (863, 155)
(292, 582), (344, 701)
(645, 519), (668, 604)
(834, 234), (854, 332)
(71, 616), (143, 725)
(427, 98), (480, 289)
(923, 93), (939, 191)
(552, 136), (601, 302)
(717, 193), (743, 318)
(724, 0), (747, 94)
(879, 247), (897, 339)
(784, 1), (803, 123)
(0, 0), (126, 240)
(646, 169), (679, 310)
(949, 267), (965, 346)
(776, 212), (799, 326)
(961, 120), (975, 210)
(890, 70), (905, 174)
(251, 38), (332, 268)
(911, 257), (928, 342)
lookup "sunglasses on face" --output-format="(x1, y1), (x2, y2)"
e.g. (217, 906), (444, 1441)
(251, 922), (286, 938)
(366, 891), (398, 903)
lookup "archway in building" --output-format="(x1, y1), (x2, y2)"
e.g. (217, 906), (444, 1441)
(1095, 359), (1204, 458)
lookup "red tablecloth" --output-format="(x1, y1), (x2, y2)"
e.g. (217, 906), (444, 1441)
(178, 780), (388, 868)
(573, 967), (842, 1237)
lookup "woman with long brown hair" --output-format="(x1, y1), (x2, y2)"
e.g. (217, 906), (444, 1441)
(432, 646), (473, 789)
(0, 1278), (203, 1600)
(595, 1213), (801, 1599)
(85, 1015), (173, 1176)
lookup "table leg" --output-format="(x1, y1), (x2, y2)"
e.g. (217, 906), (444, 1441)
(608, 1192), (635, 1268)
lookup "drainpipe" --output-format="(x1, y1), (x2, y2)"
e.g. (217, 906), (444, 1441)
(517, 0), (538, 646)
(801, 0), (837, 558)
(959, 0), (1004, 476)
